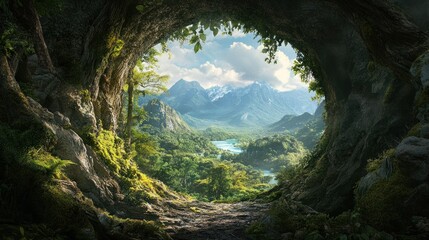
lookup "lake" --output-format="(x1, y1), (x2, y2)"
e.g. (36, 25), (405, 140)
(211, 139), (278, 185)
(261, 169), (278, 185)
(211, 139), (243, 154)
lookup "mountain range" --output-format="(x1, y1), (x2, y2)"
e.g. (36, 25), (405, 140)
(141, 79), (317, 128)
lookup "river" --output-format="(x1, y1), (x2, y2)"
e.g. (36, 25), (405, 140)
(211, 139), (243, 154)
(211, 139), (278, 185)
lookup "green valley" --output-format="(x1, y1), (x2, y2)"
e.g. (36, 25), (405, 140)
(1, 1), (429, 239)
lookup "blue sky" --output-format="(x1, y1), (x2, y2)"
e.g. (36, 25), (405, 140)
(156, 29), (308, 92)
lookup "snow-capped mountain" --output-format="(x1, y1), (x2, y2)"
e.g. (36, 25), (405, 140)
(207, 85), (233, 102)
(141, 79), (318, 129)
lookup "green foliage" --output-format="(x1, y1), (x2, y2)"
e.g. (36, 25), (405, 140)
(251, 196), (396, 240)
(365, 149), (394, 172)
(154, 131), (220, 155)
(144, 150), (269, 202)
(92, 129), (129, 174)
(367, 61), (378, 73)
(0, 123), (101, 238)
(406, 122), (422, 137)
(133, 130), (271, 201)
(202, 163), (232, 199)
(111, 39), (124, 57)
(122, 47), (169, 149)
(0, 22), (34, 57)
(129, 55), (169, 96)
(246, 222), (266, 235)
(291, 112), (325, 150)
(25, 148), (74, 179)
(232, 134), (308, 171)
(79, 89), (91, 102)
(90, 130), (168, 203)
(107, 33), (125, 58)
(201, 127), (241, 141)
(167, 20), (284, 63)
(292, 50), (324, 100)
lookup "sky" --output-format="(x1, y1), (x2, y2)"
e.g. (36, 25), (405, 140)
(155, 29), (309, 92)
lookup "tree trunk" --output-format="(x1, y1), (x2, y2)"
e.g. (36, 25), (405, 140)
(125, 79), (134, 151)
(9, 0), (55, 73)
(0, 55), (33, 124)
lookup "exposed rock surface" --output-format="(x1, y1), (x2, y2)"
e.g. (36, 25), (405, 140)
(26, 97), (122, 208)
(396, 137), (429, 182)
(143, 99), (191, 132)
(1, 0), (429, 226)
(157, 201), (270, 240)
(356, 158), (393, 196)
(34, 0), (428, 214)
(411, 50), (429, 88)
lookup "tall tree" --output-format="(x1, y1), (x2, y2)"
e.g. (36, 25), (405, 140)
(124, 48), (169, 151)
(207, 163), (232, 199)
(8, 0), (57, 73)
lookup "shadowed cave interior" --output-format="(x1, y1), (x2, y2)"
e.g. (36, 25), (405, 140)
(1, 0), (429, 239)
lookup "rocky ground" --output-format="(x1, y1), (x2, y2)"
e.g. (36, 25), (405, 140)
(154, 200), (270, 240)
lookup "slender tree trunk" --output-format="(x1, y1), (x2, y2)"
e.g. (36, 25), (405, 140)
(9, 0), (55, 73)
(0, 55), (33, 124)
(125, 80), (134, 151)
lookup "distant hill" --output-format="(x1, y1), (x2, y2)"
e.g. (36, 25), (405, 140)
(142, 99), (191, 132)
(233, 134), (308, 171)
(161, 80), (213, 114)
(141, 79), (317, 129)
(292, 101), (325, 149)
(267, 112), (313, 132)
(267, 101), (326, 149)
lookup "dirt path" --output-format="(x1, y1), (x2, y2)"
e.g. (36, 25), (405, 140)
(157, 201), (270, 240)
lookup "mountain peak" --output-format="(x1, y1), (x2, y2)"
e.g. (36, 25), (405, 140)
(143, 99), (191, 132)
(141, 79), (317, 128)
(173, 79), (203, 89)
(252, 81), (272, 87)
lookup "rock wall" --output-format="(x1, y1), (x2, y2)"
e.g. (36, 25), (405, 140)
(1, 0), (428, 215)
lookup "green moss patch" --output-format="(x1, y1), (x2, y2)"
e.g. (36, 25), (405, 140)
(90, 130), (176, 203)
(357, 170), (412, 231)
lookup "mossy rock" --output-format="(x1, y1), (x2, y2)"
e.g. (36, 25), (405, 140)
(365, 149), (395, 172)
(415, 88), (429, 109)
(357, 170), (413, 231)
(406, 122), (422, 137)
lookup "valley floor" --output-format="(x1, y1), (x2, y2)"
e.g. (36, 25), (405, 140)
(156, 201), (270, 240)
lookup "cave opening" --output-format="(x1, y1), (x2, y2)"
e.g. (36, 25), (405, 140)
(1, 0), (428, 239)
(128, 24), (326, 203)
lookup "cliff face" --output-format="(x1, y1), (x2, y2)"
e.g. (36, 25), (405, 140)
(0, 0), (428, 221)
(143, 99), (191, 132)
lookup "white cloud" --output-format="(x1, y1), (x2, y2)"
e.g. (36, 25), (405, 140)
(155, 32), (308, 91)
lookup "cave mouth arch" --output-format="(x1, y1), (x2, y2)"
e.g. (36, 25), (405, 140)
(132, 29), (325, 201)
(2, 0), (428, 222)
(75, 0), (425, 214)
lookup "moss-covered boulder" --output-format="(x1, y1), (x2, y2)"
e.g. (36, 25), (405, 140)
(396, 137), (429, 182)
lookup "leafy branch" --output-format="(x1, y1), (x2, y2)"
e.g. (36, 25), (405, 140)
(135, 3), (325, 97)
